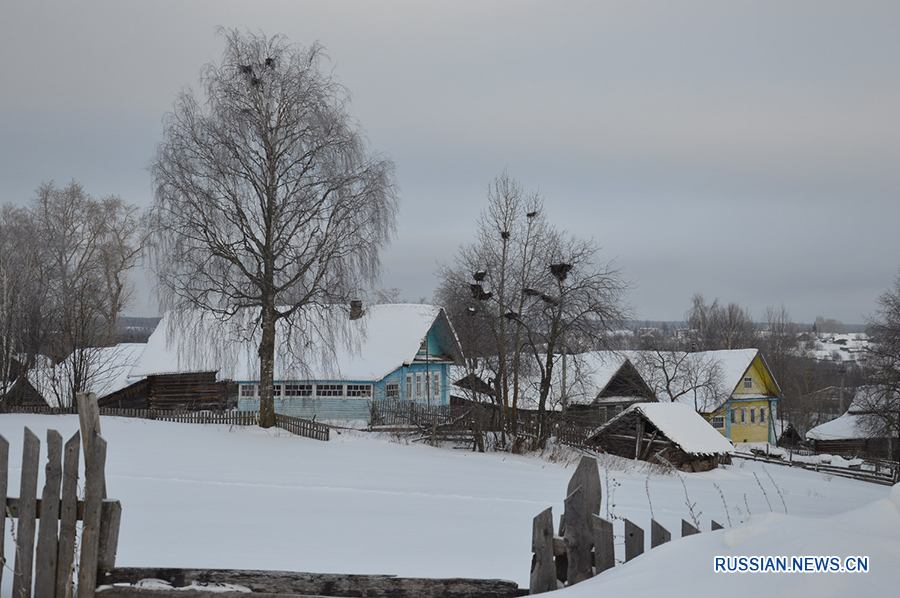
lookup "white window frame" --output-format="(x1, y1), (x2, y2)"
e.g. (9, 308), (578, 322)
(750, 407), (756, 424)
(386, 382), (400, 400)
(431, 371), (441, 400)
(760, 407), (767, 424)
(316, 383), (344, 398)
(711, 416), (725, 429)
(346, 384), (373, 398)
(740, 407), (747, 425)
(240, 384), (258, 399)
(273, 383), (283, 398)
(415, 373), (423, 399)
(730, 408), (736, 424)
(406, 373), (413, 400)
(743, 377), (753, 389)
(283, 383), (313, 398)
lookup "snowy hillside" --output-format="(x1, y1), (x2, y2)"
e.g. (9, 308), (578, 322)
(0, 415), (896, 596)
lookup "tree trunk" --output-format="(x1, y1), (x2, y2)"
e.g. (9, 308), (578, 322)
(258, 301), (277, 428)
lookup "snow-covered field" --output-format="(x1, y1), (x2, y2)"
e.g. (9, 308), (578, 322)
(1, 414), (897, 597)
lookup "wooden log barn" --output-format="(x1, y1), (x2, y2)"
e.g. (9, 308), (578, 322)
(586, 402), (734, 472)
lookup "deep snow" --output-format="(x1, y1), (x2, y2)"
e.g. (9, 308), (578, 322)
(0, 415), (896, 597)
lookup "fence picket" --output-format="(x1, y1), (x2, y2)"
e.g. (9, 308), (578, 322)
(650, 519), (671, 548)
(34, 429), (63, 597)
(77, 434), (108, 598)
(624, 518), (644, 562)
(592, 515), (615, 574)
(57, 431), (81, 598)
(13, 428), (40, 598)
(563, 486), (592, 585)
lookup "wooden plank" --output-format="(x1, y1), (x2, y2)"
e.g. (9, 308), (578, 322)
(623, 518), (644, 562)
(565, 456), (601, 525)
(98, 569), (526, 598)
(13, 427), (40, 598)
(77, 434), (107, 598)
(563, 486), (592, 585)
(35, 429), (63, 597)
(681, 519), (700, 537)
(77, 392), (106, 499)
(711, 520), (724, 531)
(98, 499), (123, 570)
(592, 515), (615, 574)
(0, 434), (8, 589)
(57, 431), (81, 598)
(650, 519), (670, 548)
(529, 507), (555, 594)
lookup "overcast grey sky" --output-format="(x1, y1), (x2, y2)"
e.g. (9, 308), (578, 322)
(2, 1), (899, 324)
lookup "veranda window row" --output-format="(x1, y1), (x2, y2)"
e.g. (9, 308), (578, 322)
(239, 383), (373, 399)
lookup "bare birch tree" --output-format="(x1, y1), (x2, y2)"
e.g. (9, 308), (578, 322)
(437, 173), (628, 447)
(149, 30), (397, 427)
(1, 181), (145, 408)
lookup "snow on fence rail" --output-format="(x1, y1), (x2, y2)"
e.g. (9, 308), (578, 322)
(733, 451), (899, 486)
(5, 405), (330, 442)
(1, 393), (121, 597)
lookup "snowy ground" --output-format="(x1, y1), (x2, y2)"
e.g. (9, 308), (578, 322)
(1, 414), (897, 596)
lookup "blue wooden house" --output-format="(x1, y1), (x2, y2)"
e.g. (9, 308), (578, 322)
(129, 303), (463, 422)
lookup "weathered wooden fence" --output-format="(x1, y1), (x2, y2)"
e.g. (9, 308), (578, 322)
(274, 413), (330, 441)
(6, 404), (330, 442)
(1, 394), (121, 597)
(734, 450), (899, 486)
(530, 455), (724, 594)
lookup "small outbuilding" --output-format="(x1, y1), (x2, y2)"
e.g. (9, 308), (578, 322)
(586, 402), (734, 472)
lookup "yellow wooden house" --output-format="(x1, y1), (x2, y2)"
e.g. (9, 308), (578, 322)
(700, 349), (781, 444)
(627, 348), (781, 444)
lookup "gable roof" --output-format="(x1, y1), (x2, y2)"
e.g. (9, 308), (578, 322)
(449, 351), (655, 409)
(621, 348), (775, 412)
(590, 402), (734, 456)
(130, 304), (461, 383)
(30, 343), (146, 407)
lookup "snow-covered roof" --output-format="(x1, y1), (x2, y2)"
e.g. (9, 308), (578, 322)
(448, 351), (648, 409)
(30, 343), (146, 407)
(806, 385), (896, 441)
(597, 402), (734, 456)
(620, 349), (763, 411)
(805, 412), (864, 441)
(130, 304), (458, 382)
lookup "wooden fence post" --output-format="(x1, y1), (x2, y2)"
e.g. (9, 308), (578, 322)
(530, 507), (556, 594)
(34, 430), (63, 597)
(592, 515), (615, 574)
(624, 518), (644, 562)
(564, 486), (592, 585)
(57, 431), (81, 598)
(99, 499), (123, 570)
(682, 519), (700, 537)
(566, 456), (601, 527)
(650, 519), (670, 548)
(0, 433), (8, 589)
(711, 520), (724, 531)
(77, 433), (108, 598)
(77, 392), (106, 499)
(13, 427), (40, 598)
